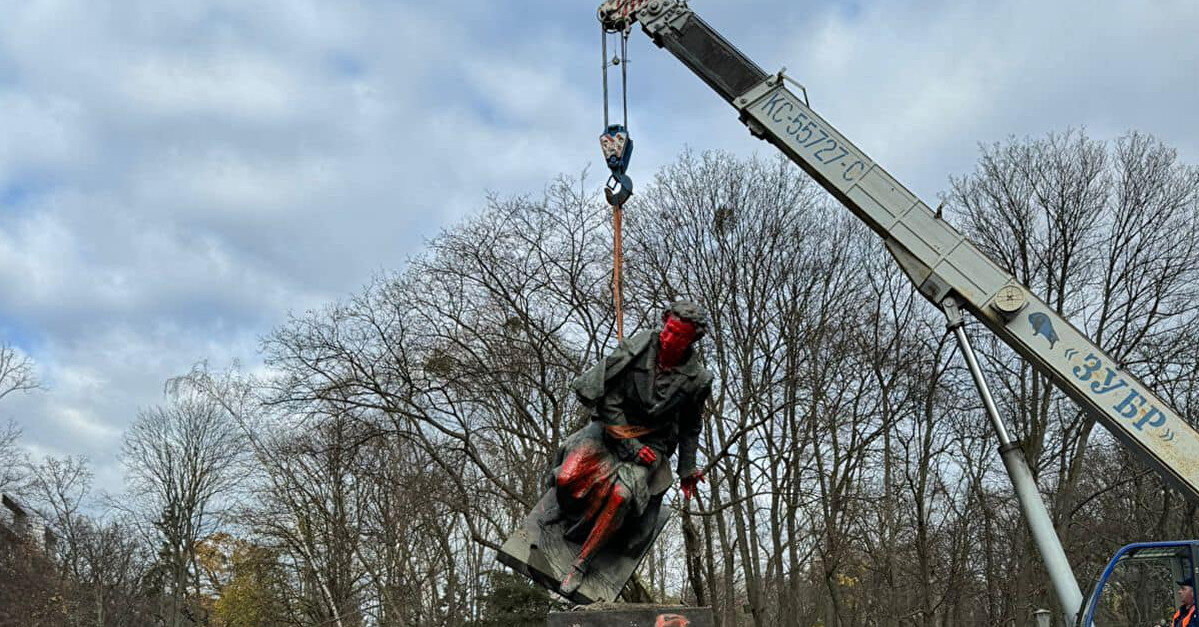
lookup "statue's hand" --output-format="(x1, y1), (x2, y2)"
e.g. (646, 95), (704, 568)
(636, 445), (658, 466)
(681, 471), (705, 499)
(615, 437), (643, 462)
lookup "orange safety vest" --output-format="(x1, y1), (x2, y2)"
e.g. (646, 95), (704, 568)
(1173, 604), (1196, 627)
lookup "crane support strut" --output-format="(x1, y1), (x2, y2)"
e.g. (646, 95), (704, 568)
(945, 296), (1084, 626)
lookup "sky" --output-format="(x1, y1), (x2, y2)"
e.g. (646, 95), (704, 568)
(0, 0), (1197, 493)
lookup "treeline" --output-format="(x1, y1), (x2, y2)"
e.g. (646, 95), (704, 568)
(2, 129), (1199, 626)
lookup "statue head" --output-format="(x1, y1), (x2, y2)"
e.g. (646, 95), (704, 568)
(658, 300), (707, 369)
(661, 300), (708, 338)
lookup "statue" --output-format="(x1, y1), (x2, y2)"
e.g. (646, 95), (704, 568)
(499, 301), (713, 603)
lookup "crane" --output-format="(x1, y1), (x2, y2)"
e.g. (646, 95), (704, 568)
(598, 1), (1199, 624)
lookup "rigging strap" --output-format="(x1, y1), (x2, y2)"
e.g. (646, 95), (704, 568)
(598, 7), (637, 340)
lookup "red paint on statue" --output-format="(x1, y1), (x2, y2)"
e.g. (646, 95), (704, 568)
(656, 614), (690, 627)
(657, 315), (697, 370)
(555, 445), (637, 574)
(557, 447), (607, 499)
(576, 482), (629, 564)
(556, 446), (623, 530)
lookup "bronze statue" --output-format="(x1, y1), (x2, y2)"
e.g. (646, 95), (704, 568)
(499, 301), (713, 602)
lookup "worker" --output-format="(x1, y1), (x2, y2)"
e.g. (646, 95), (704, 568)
(547, 300), (713, 596)
(1174, 579), (1196, 627)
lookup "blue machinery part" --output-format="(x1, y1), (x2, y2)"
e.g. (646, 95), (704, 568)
(599, 124), (633, 176)
(600, 124), (634, 206)
(1080, 541), (1199, 626)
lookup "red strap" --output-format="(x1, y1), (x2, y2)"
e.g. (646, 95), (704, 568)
(605, 424), (656, 440)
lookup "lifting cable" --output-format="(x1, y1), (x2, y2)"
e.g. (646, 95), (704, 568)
(598, 1), (638, 340)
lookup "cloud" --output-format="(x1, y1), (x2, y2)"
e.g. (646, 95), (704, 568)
(773, 0), (1199, 198)
(0, 0), (1195, 496)
(0, 0), (608, 495)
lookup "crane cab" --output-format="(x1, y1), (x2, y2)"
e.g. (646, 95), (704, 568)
(1082, 542), (1199, 626)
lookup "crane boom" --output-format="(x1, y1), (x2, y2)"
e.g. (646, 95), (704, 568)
(614, 0), (1199, 501)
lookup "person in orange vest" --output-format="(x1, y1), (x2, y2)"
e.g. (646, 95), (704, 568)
(1174, 579), (1196, 627)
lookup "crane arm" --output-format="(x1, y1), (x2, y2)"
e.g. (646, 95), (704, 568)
(610, 0), (1199, 501)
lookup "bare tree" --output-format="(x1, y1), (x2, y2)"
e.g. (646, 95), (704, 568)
(0, 419), (26, 493)
(73, 517), (155, 627)
(0, 343), (38, 494)
(0, 342), (37, 403)
(31, 456), (156, 626)
(27, 456), (92, 583)
(122, 385), (247, 627)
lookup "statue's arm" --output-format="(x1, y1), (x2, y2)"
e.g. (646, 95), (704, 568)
(597, 374), (628, 426)
(676, 379), (712, 477)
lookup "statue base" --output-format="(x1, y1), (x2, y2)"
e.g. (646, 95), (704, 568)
(498, 488), (670, 604)
(548, 604), (714, 626)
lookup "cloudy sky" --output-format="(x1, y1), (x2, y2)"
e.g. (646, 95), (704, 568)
(1, 0), (1196, 492)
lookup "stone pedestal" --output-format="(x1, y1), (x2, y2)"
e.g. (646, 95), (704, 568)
(548, 604), (714, 627)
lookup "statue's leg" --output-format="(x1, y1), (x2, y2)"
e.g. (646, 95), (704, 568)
(557, 446), (605, 499)
(544, 447), (597, 528)
(549, 434), (616, 534)
(560, 481), (632, 595)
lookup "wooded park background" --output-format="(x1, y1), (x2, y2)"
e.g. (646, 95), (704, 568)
(3, 129), (1199, 627)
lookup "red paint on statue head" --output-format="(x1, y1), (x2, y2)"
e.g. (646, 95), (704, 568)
(657, 314), (697, 370)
